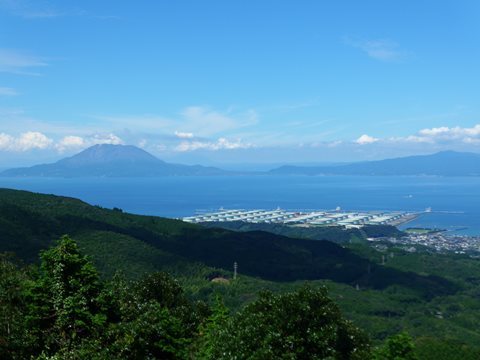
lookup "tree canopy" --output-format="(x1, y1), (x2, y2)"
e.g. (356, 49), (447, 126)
(1, 231), (478, 359)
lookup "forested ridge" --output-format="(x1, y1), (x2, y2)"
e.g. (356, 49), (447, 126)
(1, 188), (480, 358)
(0, 189), (456, 294)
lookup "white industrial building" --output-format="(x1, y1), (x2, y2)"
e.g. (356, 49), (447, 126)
(183, 208), (416, 228)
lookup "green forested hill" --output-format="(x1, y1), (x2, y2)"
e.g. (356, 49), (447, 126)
(2, 188), (480, 354)
(201, 221), (405, 243)
(0, 188), (455, 298)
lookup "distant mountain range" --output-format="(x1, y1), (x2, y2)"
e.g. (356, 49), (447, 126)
(2, 146), (480, 177)
(269, 151), (480, 176)
(0, 144), (227, 177)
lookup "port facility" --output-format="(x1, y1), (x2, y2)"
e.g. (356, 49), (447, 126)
(183, 209), (419, 228)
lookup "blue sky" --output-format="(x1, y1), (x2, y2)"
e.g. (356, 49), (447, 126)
(1, 0), (480, 167)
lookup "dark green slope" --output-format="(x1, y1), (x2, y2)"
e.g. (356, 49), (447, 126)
(0, 188), (457, 298)
(201, 221), (404, 243)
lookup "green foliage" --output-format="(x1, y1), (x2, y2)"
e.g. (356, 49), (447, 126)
(133, 272), (208, 340)
(361, 225), (405, 238)
(81, 271), (209, 360)
(207, 286), (371, 359)
(0, 254), (34, 359)
(203, 221), (364, 243)
(0, 188), (455, 299)
(373, 332), (418, 360)
(205, 221), (405, 242)
(97, 302), (191, 359)
(2, 235), (372, 359)
(0, 237), (209, 359)
(2, 234), (480, 358)
(1, 189), (480, 353)
(25, 235), (107, 355)
(196, 294), (230, 359)
(135, 271), (187, 309)
(414, 337), (480, 360)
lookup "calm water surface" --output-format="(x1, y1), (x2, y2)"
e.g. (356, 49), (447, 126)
(0, 175), (479, 235)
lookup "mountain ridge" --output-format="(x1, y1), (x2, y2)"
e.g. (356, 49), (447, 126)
(3, 147), (480, 177)
(1, 144), (227, 177)
(269, 150), (480, 176)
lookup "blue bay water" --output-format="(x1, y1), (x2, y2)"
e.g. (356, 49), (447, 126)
(0, 175), (479, 235)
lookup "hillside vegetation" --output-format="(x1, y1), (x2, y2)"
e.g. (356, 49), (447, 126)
(0, 188), (455, 297)
(1, 235), (478, 359)
(1, 188), (480, 354)
(202, 221), (405, 243)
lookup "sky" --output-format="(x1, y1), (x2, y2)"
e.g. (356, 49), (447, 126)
(1, 0), (480, 168)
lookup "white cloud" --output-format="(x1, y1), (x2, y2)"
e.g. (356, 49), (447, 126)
(355, 134), (378, 145)
(55, 133), (123, 152)
(89, 133), (123, 145)
(174, 131), (194, 139)
(0, 87), (18, 96)
(354, 124), (480, 147)
(403, 135), (434, 144)
(346, 38), (404, 62)
(418, 126), (450, 136)
(55, 135), (85, 152)
(0, 133), (14, 150)
(0, 131), (123, 153)
(15, 131), (53, 150)
(408, 124), (480, 144)
(0, 131), (53, 151)
(175, 137), (254, 152)
(0, 49), (47, 75)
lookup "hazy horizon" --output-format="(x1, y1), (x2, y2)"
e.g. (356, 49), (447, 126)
(3, 142), (480, 170)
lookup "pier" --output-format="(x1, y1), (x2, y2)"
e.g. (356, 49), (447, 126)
(183, 209), (420, 228)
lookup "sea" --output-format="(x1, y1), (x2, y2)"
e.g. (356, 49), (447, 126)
(0, 175), (479, 236)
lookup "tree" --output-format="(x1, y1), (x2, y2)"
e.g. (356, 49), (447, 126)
(25, 235), (107, 355)
(89, 271), (208, 360)
(207, 286), (371, 359)
(415, 337), (480, 360)
(134, 271), (208, 338)
(0, 254), (33, 359)
(196, 294), (230, 359)
(99, 302), (190, 359)
(373, 332), (418, 360)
